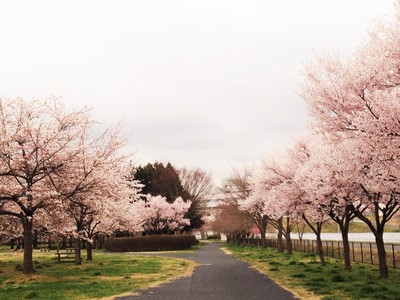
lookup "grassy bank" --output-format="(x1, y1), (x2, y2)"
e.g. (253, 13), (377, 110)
(225, 243), (400, 300)
(279, 219), (400, 234)
(0, 250), (195, 300)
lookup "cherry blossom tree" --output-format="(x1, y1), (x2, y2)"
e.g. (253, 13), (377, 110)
(346, 139), (400, 278)
(0, 98), (95, 274)
(46, 125), (141, 264)
(300, 2), (400, 276)
(79, 180), (142, 262)
(238, 191), (269, 247)
(248, 152), (304, 255)
(285, 135), (330, 265)
(243, 160), (280, 249)
(0, 214), (21, 244)
(294, 137), (362, 270)
(0, 97), (143, 272)
(133, 195), (191, 235)
(268, 166), (301, 254)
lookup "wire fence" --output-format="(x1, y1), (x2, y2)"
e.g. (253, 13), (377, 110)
(235, 237), (400, 269)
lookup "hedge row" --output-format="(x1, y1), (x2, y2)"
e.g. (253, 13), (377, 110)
(104, 235), (198, 252)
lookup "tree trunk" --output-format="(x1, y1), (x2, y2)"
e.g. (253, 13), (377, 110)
(86, 241), (93, 262)
(260, 225), (267, 248)
(74, 237), (82, 265)
(277, 227), (284, 253)
(22, 217), (35, 274)
(286, 233), (293, 255)
(260, 233), (266, 248)
(329, 205), (354, 271)
(285, 216), (293, 255)
(339, 222), (351, 271)
(350, 200), (391, 279)
(302, 215), (325, 265)
(316, 232), (326, 266)
(258, 215), (268, 248)
(375, 232), (388, 279)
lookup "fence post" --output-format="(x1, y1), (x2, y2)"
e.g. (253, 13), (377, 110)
(361, 243), (364, 263)
(331, 241), (334, 258)
(352, 242), (355, 262)
(370, 243), (373, 265)
(325, 241), (328, 257)
(338, 241), (340, 259)
(393, 244), (396, 269)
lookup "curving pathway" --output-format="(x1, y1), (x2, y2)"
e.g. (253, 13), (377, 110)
(115, 242), (296, 300)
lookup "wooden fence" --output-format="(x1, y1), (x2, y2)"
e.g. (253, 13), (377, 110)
(235, 237), (400, 269)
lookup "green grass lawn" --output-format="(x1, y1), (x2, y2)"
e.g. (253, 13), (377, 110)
(0, 250), (195, 300)
(225, 243), (400, 300)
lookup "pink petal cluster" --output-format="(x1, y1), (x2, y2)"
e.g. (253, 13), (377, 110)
(132, 195), (191, 234)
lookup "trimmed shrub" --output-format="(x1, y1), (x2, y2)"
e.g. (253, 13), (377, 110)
(104, 235), (198, 252)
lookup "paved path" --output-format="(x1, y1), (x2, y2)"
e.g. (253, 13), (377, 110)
(116, 243), (296, 300)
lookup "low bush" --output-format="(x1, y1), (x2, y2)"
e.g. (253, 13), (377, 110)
(104, 235), (198, 252)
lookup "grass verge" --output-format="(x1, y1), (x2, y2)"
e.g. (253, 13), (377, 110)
(225, 243), (400, 300)
(0, 250), (195, 300)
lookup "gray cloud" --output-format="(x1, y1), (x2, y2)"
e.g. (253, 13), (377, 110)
(0, 0), (394, 184)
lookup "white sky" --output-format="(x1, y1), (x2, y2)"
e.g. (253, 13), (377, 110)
(0, 0), (395, 184)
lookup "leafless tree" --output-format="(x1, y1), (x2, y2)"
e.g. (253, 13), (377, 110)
(219, 167), (252, 204)
(178, 167), (214, 229)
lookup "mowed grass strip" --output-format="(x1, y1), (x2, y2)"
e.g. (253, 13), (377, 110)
(225, 243), (400, 300)
(0, 251), (195, 300)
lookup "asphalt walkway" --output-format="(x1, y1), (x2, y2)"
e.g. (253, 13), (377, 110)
(115, 242), (296, 300)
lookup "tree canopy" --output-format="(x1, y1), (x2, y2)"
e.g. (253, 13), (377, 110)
(133, 162), (212, 230)
(133, 162), (189, 203)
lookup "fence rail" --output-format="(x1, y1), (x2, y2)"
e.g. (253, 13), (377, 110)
(235, 237), (400, 269)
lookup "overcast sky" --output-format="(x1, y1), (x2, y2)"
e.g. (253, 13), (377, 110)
(0, 0), (395, 185)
